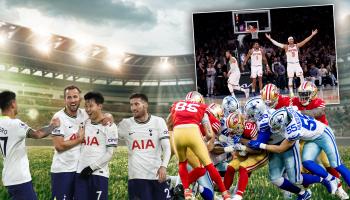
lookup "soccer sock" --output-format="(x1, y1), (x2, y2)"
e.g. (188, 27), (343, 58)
(224, 165), (235, 190)
(188, 167), (206, 185)
(278, 178), (301, 194)
(178, 161), (190, 189)
(336, 164), (350, 186)
(326, 167), (342, 187)
(205, 163), (227, 193)
(303, 160), (330, 179)
(199, 186), (214, 200)
(236, 167), (249, 196)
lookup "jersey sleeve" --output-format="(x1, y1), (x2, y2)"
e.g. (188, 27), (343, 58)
(314, 99), (325, 109)
(158, 118), (170, 140)
(14, 119), (31, 138)
(106, 123), (118, 147)
(243, 122), (258, 139)
(209, 114), (221, 135)
(285, 118), (301, 141)
(117, 119), (128, 139)
(52, 113), (64, 137)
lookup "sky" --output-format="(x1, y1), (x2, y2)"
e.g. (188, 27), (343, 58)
(0, 0), (348, 55)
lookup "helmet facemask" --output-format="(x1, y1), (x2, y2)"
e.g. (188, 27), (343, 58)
(298, 91), (312, 106)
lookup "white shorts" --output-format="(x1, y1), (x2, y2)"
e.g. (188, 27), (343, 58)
(287, 62), (303, 78)
(228, 72), (241, 86)
(250, 65), (263, 78)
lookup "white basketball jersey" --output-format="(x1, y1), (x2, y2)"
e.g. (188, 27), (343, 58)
(284, 107), (326, 141)
(286, 45), (299, 63)
(229, 57), (240, 74)
(117, 115), (169, 180)
(0, 116), (32, 186)
(251, 48), (263, 66)
(51, 108), (88, 173)
(77, 120), (118, 178)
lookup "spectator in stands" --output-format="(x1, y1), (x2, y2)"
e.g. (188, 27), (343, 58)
(309, 63), (322, 86)
(197, 62), (207, 96)
(326, 63), (337, 86)
(215, 62), (227, 96)
(319, 63), (329, 86)
(272, 57), (287, 91)
(206, 62), (216, 97)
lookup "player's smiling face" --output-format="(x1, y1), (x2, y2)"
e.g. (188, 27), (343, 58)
(84, 99), (102, 120)
(64, 89), (81, 113)
(130, 98), (148, 119)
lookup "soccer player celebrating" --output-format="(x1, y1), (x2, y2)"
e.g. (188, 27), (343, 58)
(226, 51), (250, 98)
(117, 93), (171, 200)
(265, 30), (318, 96)
(242, 42), (271, 96)
(0, 91), (60, 200)
(168, 91), (231, 200)
(74, 92), (117, 200)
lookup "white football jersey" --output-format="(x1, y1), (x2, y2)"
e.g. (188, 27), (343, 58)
(117, 115), (169, 180)
(77, 120), (118, 178)
(286, 45), (299, 63)
(251, 48), (263, 66)
(51, 108), (88, 173)
(0, 116), (31, 186)
(256, 109), (285, 145)
(284, 107), (326, 141)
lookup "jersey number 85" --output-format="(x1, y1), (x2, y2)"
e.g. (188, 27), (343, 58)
(175, 102), (200, 113)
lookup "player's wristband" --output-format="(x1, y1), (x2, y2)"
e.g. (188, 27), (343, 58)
(259, 143), (267, 149)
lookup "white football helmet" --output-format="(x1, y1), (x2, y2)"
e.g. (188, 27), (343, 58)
(222, 96), (240, 117)
(269, 108), (293, 133)
(244, 96), (266, 120)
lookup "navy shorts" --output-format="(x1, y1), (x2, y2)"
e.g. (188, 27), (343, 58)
(74, 173), (108, 200)
(51, 172), (76, 200)
(128, 179), (171, 200)
(6, 181), (37, 200)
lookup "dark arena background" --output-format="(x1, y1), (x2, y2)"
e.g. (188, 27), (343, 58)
(0, 2), (349, 200)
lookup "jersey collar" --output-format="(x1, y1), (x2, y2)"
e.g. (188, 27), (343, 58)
(134, 114), (151, 124)
(63, 108), (77, 119)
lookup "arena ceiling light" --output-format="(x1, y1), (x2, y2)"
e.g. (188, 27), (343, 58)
(159, 57), (171, 70)
(75, 51), (88, 62)
(0, 33), (7, 45)
(35, 42), (51, 54)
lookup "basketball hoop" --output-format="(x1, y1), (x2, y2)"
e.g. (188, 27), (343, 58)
(249, 29), (259, 39)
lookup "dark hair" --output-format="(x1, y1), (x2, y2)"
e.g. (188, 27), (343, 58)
(64, 85), (81, 98)
(129, 93), (148, 103)
(84, 91), (104, 104)
(0, 91), (16, 111)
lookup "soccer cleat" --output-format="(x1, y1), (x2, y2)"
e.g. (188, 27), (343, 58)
(329, 178), (339, 194)
(222, 190), (232, 200)
(297, 190), (311, 200)
(321, 178), (333, 193)
(336, 186), (350, 200)
(232, 194), (243, 200)
(184, 188), (193, 200)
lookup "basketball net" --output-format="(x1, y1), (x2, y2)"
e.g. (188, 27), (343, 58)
(249, 29), (258, 39)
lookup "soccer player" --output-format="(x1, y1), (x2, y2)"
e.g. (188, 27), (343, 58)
(168, 91), (231, 200)
(293, 81), (349, 199)
(74, 92), (117, 200)
(223, 112), (268, 200)
(242, 42), (271, 96)
(0, 91), (60, 200)
(245, 97), (331, 200)
(226, 51), (250, 98)
(51, 85), (113, 200)
(117, 93), (171, 200)
(265, 30), (318, 96)
(250, 107), (350, 193)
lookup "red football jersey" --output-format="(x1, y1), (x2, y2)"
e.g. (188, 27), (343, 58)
(275, 95), (291, 109)
(242, 121), (258, 139)
(292, 97), (328, 125)
(199, 112), (221, 136)
(171, 100), (208, 127)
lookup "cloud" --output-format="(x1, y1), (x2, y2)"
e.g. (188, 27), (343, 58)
(4, 0), (157, 29)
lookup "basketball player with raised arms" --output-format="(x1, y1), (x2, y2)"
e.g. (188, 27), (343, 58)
(265, 29), (318, 97)
(242, 42), (271, 96)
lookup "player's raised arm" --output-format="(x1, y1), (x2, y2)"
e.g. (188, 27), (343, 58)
(52, 122), (85, 152)
(242, 49), (252, 69)
(297, 29), (318, 48)
(265, 33), (286, 49)
(27, 117), (60, 139)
